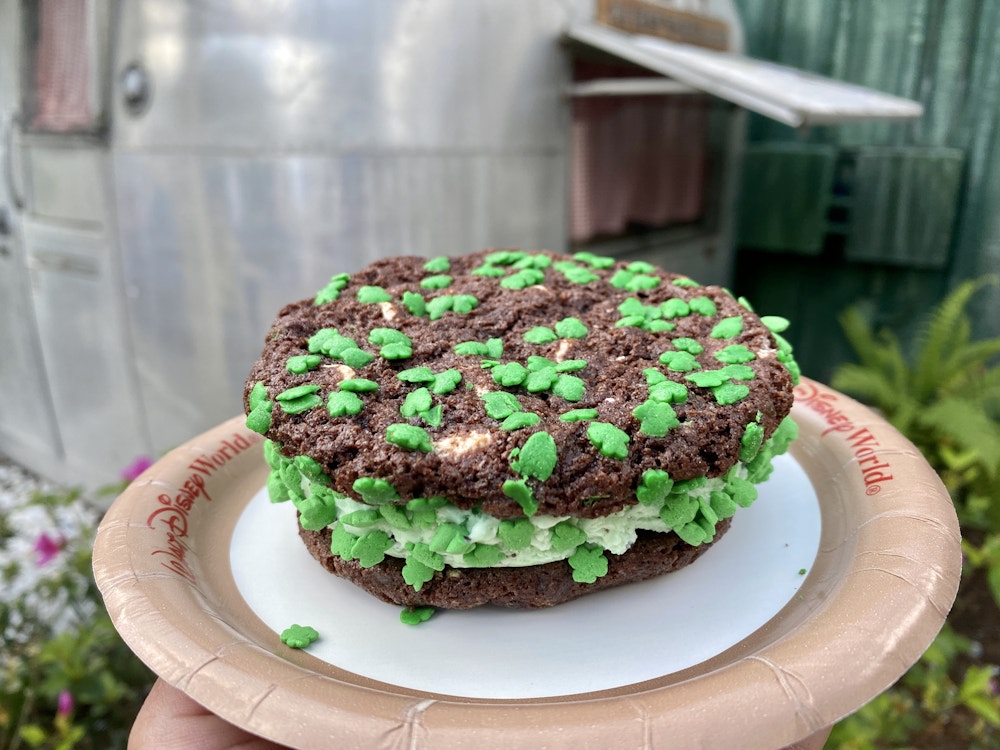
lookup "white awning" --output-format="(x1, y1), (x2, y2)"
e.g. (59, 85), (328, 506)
(565, 23), (924, 128)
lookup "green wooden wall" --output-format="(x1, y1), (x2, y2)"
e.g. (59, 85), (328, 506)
(732, 0), (1000, 382)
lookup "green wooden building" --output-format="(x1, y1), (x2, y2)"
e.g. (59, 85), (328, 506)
(733, 0), (1000, 381)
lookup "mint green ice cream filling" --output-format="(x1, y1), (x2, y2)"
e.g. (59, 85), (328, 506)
(262, 416), (798, 589)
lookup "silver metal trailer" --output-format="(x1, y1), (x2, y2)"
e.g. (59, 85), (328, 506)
(0, 0), (919, 488)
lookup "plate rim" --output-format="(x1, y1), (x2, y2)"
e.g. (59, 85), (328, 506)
(94, 378), (962, 749)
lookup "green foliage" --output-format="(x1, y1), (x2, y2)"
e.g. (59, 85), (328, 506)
(832, 275), (1000, 531)
(0, 478), (156, 750)
(830, 277), (1000, 748)
(827, 625), (1000, 749)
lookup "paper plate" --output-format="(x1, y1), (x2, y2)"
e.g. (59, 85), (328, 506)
(94, 378), (961, 749)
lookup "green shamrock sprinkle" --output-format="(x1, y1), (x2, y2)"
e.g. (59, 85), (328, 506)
(501, 268), (545, 289)
(286, 354), (322, 374)
(280, 624), (319, 649)
(379, 504), (412, 531)
(648, 380), (688, 403)
(492, 362), (529, 387)
(761, 315), (790, 333)
(276, 385), (323, 414)
(314, 273), (351, 305)
(462, 543), (506, 568)
(429, 523), (475, 555)
(524, 326), (558, 344)
(369, 328), (413, 360)
(550, 521), (587, 552)
(711, 316), (744, 339)
(329, 523), (360, 559)
(327, 390), (363, 417)
(485, 338), (504, 358)
(555, 317), (588, 339)
(513, 431), (557, 481)
(525, 368), (558, 392)
(487, 250), (528, 265)
(740, 421), (765, 462)
(498, 518), (534, 550)
(471, 263), (506, 277)
(673, 338), (705, 355)
(626, 274), (660, 292)
(401, 556), (435, 591)
(352, 530), (394, 567)
(307, 328), (357, 357)
(720, 364), (755, 381)
(726, 475), (759, 507)
(659, 350), (701, 372)
(661, 298), (691, 318)
(245, 401), (272, 434)
(386, 423), (434, 452)
(513, 253), (552, 270)
(659, 494), (699, 528)
(675, 521), (710, 546)
(688, 296), (718, 316)
(296, 493), (338, 530)
(397, 366), (436, 383)
(293, 455), (328, 484)
(685, 370), (729, 388)
(409, 542), (446, 571)
(552, 374), (585, 402)
(353, 477), (400, 505)
(420, 274), (453, 290)
(648, 320), (676, 332)
(715, 344), (756, 364)
(430, 369), (462, 394)
(607, 270), (633, 289)
(451, 294), (478, 314)
(339, 508), (381, 527)
(624, 261), (653, 273)
(357, 286), (392, 304)
(568, 545), (608, 584)
(554, 261), (599, 284)
(426, 296), (454, 320)
(637, 469), (674, 506)
(263, 439), (283, 470)
(339, 378), (379, 392)
(560, 408), (599, 422)
(400, 606), (435, 625)
(342, 347), (375, 368)
(555, 359), (587, 373)
(249, 381), (269, 410)
(401, 387), (433, 418)
(587, 422), (630, 459)
(710, 490), (739, 519)
(632, 400), (680, 436)
(402, 291), (426, 316)
(455, 341), (489, 356)
(501, 413), (541, 431)
(712, 382), (750, 405)
(503, 479), (538, 516)
(482, 391), (522, 419)
(423, 256), (451, 273)
(572, 251), (615, 269)
(673, 278), (700, 287)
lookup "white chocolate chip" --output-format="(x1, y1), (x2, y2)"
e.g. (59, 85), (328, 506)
(379, 302), (397, 321)
(436, 431), (493, 457)
(554, 340), (572, 362)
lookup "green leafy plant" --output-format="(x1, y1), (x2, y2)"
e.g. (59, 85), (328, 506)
(829, 277), (1000, 748)
(831, 275), (1000, 531)
(1, 461), (156, 750)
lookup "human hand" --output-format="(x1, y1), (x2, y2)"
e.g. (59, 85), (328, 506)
(130, 679), (287, 749)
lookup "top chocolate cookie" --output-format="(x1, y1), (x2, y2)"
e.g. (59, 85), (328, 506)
(244, 250), (797, 520)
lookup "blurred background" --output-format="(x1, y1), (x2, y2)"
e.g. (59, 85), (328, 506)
(1, 1), (999, 747)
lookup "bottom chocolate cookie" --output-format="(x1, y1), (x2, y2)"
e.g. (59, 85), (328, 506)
(298, 519), (731, 610)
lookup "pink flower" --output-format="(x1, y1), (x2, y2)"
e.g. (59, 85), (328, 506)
(121, 455), (154, 483)
(33, 532), (64, 566)
(57, 690), (74, 718)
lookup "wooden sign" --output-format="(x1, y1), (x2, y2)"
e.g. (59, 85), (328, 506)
(597, 0), (731, 51)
